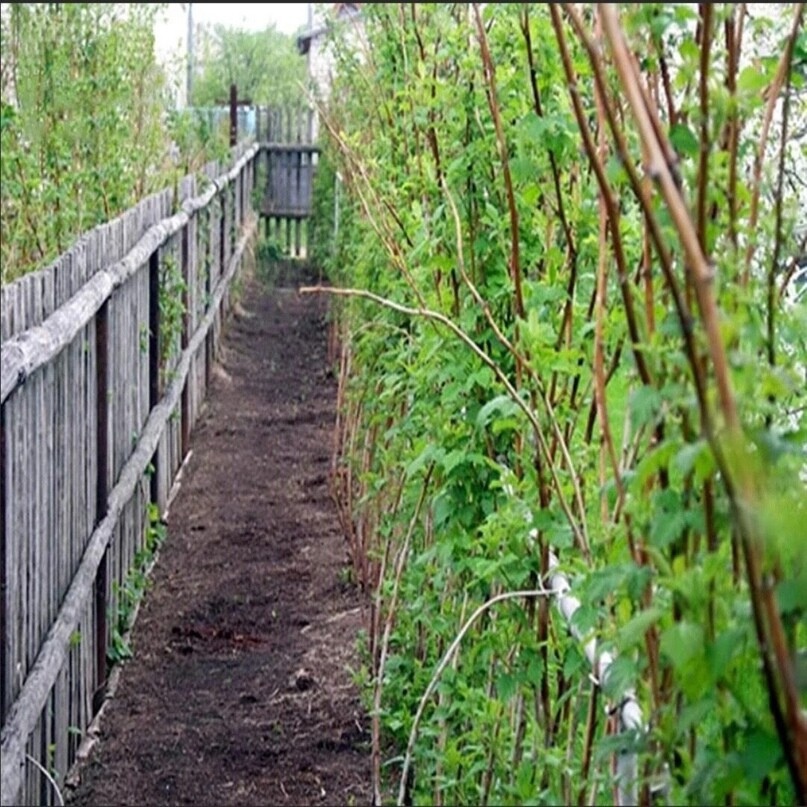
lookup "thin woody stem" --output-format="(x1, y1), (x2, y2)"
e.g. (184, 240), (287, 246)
(472, 3), (525, 322)
(550, 5), (653, 391)
(600, 5), (807, 798)
(440, 177), (591, 557)
(300, 284), (591, 560)
(696, 3), (713, 252)
(743, 3), (805, 284)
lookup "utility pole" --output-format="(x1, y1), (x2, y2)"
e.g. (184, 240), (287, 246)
(186, 2), (193, 107)
(307, 3), (314, 142)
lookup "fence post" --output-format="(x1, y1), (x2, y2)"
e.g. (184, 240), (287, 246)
(92, 302), (109, 713)
(206, 191), (225, 376)
(180, 224), (190, 459)
(0, 403), (7, 721)
(220, 189), (228, 319)
(148, 251), (160, 507)
(204, 209), (212, 392)
(229, 83), (237, 148)
(253, 146), (259, 202)
(240, 166), (245, 227)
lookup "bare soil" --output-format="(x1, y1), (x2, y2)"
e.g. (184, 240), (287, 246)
(67, 266), (372, 807)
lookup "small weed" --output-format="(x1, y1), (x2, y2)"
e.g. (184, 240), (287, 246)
(139, 324), (149, 355)
(338, 564), (355, 587)
(107, 501), (167, 666)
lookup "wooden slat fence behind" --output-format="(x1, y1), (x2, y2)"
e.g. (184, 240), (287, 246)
(256, 106), (318, 259)
(1, 142), (260, 806)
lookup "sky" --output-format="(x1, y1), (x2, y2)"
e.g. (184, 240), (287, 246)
(155, 3), (313, 61)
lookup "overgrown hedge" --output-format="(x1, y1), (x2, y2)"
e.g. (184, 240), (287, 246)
(311, 4), (806, 805)
(0, 4), (231, 285)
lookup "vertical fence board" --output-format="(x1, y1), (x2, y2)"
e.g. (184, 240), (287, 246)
(0, 405), (5, 724)
(20, 375), (31, 698)
(54, 666), (67, 796)
(33, 373), (43, 686)
(2, 404), (15, 724)
(24, 720), (37, 803)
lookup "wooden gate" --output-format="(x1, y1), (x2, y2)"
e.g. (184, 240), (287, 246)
(256, 106), (320, 258)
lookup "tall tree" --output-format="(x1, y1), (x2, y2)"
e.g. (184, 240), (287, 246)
(1, 3), (172, 282)
(191, 24), (306, 107)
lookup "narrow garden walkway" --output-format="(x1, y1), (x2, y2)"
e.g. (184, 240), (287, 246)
(67, 267), (371, 806)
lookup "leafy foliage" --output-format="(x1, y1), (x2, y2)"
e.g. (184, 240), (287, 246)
(190, 24), (306, 108)
(0, 4), (174, 283)
(311, 3), (807, 805)
(0, 3), (240, 285)
(108, 502), (167, 665)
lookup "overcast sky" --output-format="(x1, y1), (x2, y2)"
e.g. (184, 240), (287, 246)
(155, 3), (313, 56)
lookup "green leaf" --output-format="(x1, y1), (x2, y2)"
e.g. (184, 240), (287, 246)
(673, 438), (715, 481)
(516, 759), (534, 800)
(476, 394), (520, 429)
(605, 154), (628, 185)
(738, 729), (782, 781)
(669, 123), (699, 159)
(571, 603), (599, 636)
(707, 628), (745, 681)
(510, 156), (535, 184)
(432, 492), (452, 528)
(629, 385), (663, 430)
(548, 520), (574, 550)
(660, 622), (705, 672)
(620, 607), (663, 649)
(441, 448), (467, 475)
(776, 577), (807, 614)
(521, 183), (540, 207)
(678, 38), (700, 66)
(405, 443), (443, 478)
(496, 671), (518, 702)
(584, 564), (632, 602)
(737, 65), (769, 95)
(523, 648), (543, 684)
(678, 697), (715, 733)
(649, 488), (689, 549)
(601, 655), (637, 700)
(562, 645), (587, 679)
(635, 440), (677, 487)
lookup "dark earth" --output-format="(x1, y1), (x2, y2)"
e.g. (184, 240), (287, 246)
(66, 264), (372, 806)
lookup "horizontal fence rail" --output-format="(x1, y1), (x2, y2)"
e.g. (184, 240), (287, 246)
(1, 142), (260, 806)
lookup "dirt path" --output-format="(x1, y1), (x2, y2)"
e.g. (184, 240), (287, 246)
(67, 269), (371, 806)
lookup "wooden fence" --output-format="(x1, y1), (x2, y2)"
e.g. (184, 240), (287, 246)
(257, 106), (318, 258)
(0, 141), (260, 806)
